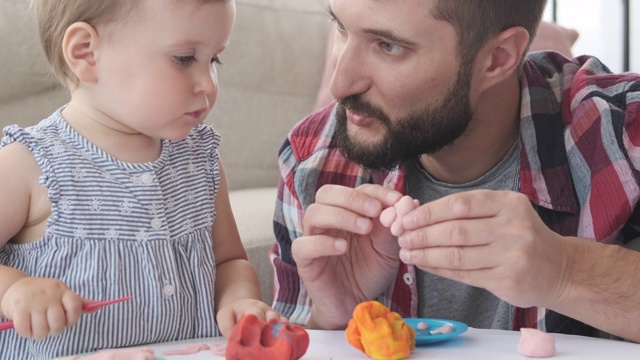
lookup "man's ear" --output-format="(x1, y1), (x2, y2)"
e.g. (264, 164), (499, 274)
(62, 22), (99, 83)
(475, 26), (530, 92)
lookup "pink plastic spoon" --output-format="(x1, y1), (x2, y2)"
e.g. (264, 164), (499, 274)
(0, 296), (131, 332)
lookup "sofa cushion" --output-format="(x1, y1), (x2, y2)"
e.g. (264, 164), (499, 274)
(229, 186), (278, 305)
(0, 0), (69, 127)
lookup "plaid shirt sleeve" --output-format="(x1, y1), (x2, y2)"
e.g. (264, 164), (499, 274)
(269, 105), (336, 325)
(517, 52), (640, 333)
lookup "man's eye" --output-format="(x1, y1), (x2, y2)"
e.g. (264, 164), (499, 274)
(381, 42), (403, 55)
(175, 55), (196, 66)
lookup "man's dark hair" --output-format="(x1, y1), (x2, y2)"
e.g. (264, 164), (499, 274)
(431, 0), (548, 68)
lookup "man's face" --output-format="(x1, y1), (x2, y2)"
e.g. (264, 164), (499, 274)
(328, 0), (474, 170)
(334, 63), (473, 170)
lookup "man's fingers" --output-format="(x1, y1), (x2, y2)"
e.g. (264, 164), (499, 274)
(399, 217), (496, 249)
(304, 202), (373, 236)
(402, 190), (522, 230)
(401, 244), (495, 271)
(355, 183), (403, 207)
(292, 235), (347, 267)
(316, 184), (402, 218)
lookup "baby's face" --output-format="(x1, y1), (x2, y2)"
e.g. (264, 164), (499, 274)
(89, 0), (236, 141)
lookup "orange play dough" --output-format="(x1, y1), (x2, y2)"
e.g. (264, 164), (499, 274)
(346, 301), (416, 360)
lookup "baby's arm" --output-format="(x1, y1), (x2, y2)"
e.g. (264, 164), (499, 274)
(0, 143), (37, 313)
(211, 159), (284, 337)
(0, 143), (86, 339)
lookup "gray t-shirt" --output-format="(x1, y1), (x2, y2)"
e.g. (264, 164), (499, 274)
(405, 139), (520, 329)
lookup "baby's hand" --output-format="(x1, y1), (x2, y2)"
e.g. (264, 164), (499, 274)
(216, 299), (286, 338)
(1, 277), (86, 339)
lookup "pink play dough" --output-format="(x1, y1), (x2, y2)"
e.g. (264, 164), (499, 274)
(517, 328), (556, 358)
(57, 347), (156, 360)
(390, 196), (418, 236)
(430, 324), (454, 335)
(380, 207), (397, 227)
(417, 321), (429, 330)
(161, 343), (227, 356)
(380, 196), (421, 235)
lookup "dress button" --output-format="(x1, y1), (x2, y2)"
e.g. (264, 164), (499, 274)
(163, 284), (175, 297)
(403, 273), (414, 285)
(151, 218), (162, 229)
(140, 173), (154, 184)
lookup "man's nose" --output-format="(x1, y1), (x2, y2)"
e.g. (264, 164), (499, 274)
(329, 37), (372, 101)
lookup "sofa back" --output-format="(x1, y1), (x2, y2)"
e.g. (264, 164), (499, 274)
(0, 0), (330, 190)
(0, 0), (70, 128)
(210, 0), (330, 189)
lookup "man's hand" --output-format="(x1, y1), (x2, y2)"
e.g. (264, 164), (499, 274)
(292, 184), (403, 329)
(396, 190), (569, 309)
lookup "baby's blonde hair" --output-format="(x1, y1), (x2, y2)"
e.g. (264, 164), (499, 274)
(30, 0), (138, 88)
(31, 0), (227, 89)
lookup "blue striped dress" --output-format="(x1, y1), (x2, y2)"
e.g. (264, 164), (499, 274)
(0, 109), (220, 359)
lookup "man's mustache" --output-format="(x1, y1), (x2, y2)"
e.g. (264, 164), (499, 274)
(337, 95), (390, 126)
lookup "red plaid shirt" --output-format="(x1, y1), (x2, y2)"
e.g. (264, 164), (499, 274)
(270, 52), (640, 335)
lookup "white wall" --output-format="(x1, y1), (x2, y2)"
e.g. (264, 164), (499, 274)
(545, 0), (639, 74)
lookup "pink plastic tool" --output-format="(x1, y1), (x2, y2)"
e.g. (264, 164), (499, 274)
(82, 296), (132, 312)
(0, 295), (131, 332)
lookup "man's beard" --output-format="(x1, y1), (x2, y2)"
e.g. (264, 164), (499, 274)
(334, 63), (473, 171)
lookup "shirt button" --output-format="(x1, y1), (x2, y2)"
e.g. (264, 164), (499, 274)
(140, 173), (154, 184)
(163, 284), (175, 297)
(151, 218), (162, 229)
(403, 273), (414, 285)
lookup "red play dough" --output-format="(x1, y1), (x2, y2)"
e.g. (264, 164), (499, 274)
(225, 314), (309, 360)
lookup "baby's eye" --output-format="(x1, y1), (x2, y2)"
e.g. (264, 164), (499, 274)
(210, 56), (223, 67)
(329, 16), (346, 32)
(381, 42), (403, 55)
(175, 55), (196, 66)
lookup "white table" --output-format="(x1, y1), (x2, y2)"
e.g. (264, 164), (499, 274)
(148, 328), (640, 359)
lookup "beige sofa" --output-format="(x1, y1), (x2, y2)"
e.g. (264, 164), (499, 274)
(0, 0), (331, 306)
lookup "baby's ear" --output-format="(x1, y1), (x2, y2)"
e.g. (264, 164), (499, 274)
(62, 22), (99, 83)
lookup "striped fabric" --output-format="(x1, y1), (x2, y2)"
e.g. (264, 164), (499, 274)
(270, 52), (640, 336)
(0, 109), (221, 359)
